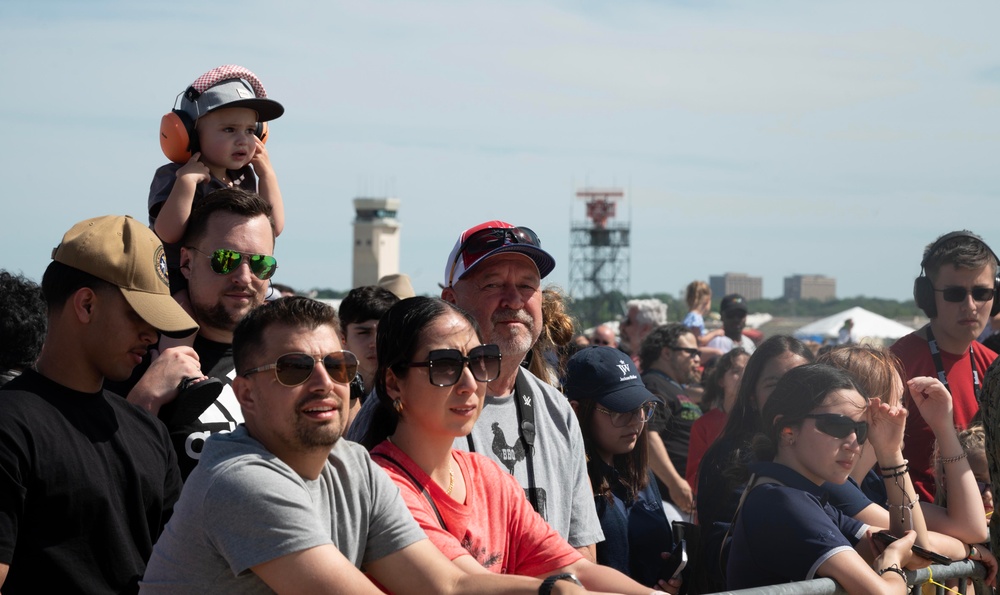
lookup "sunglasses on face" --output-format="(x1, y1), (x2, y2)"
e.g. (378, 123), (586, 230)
(977, 481), (992, 495)
(595, 402), (657, 427)
(723, 309), (747, 319)
(243, 351), (359, 386)
(803, 413), (868, 445)
(447, 226), (541, 286)
(188, 247), (278, 280)
(400, 344), (502, 387)
(670, 346), (700, 357)
(934, 285), (994, 304)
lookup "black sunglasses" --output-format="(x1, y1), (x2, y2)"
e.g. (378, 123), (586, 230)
(188, 247), (278, 280)
(803, 413), (868, 445)
(934, 285), (994, 304)
(595, 402), (657, 427)
(400, 344), (502, 387)
(243, 351), (359, 386)
(670, 346), (700, 357)
(447, 227), (541, 286)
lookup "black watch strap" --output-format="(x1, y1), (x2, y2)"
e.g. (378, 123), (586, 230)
(539, 573), (582, 595)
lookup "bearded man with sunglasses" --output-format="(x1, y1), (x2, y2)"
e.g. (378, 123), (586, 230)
(111, 188), (278, 478)
(639, 323), (704, 524)
(892, 230), (999, 501)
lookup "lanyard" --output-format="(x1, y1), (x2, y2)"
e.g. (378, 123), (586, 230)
(466, 368), (541, 514)
(925, 326), (981, 403)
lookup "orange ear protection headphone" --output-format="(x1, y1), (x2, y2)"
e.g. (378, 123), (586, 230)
(159, 65), (278, 163)
(159, 97), (269, 164)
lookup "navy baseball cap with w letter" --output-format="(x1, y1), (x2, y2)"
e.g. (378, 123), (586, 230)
(563, 346), (661, 411)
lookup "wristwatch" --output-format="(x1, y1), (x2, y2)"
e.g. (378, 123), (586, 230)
(539, 573), (583, 594)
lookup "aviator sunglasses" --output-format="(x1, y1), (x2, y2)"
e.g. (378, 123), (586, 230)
(447, 226), (541, 286)
(595, 402), (657, 427)
(243, 351), (359, 387)
(400, 344), (502, 387)
(187, 247), (278, 280)
(933, 285), (995, 304)
(802, 413), (868, 445)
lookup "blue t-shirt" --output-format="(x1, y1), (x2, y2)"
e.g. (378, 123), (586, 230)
(727, 462), (868, 590)
(682, 311), (706, 336)
(821, 474), (877, 517)
(594, 466), (673, 587)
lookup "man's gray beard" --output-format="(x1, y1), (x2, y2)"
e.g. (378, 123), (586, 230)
(493, 332), (534, 362)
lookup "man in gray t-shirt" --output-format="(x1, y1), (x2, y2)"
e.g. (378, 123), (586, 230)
(441, 221), (604, 558)
(141, 297), (581, 595)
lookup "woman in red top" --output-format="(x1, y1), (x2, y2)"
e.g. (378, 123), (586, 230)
(685, 347), (748, 496)
(361, 296), (676, 595)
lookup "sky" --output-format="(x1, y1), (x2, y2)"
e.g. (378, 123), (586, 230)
(1, 0), (998, 302)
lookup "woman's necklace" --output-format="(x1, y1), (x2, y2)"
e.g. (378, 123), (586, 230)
(389, 436), (455, 495)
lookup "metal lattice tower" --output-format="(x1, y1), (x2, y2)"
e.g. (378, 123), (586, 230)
(569, 188), (630, 325)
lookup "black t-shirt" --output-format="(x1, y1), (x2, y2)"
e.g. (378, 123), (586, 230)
(105, 334), (239, 480)
(643, 370), (702, 502)
(0, 369), (181, 594)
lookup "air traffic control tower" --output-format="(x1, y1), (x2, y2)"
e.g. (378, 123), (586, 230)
(352, 197), (401, 288)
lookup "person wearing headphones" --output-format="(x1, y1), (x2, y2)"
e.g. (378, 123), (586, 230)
(150, 64), (285, 291)
(892, 231), (999, 501)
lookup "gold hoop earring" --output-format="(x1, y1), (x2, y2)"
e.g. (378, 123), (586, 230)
(393, 399), (404, 414)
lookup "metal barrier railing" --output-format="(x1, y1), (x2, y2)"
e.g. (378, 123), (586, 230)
(707, 559), (987, 595)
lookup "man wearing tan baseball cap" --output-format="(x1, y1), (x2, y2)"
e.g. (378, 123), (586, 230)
(0, 215), (189, 593)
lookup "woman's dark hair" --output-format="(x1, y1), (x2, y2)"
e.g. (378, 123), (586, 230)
(748, 363), (866, 467)
(702, 335), (814, 486)
(573, 399), (650, 504)
(701, 347), (748, 411)
(360, 297), (482, 449)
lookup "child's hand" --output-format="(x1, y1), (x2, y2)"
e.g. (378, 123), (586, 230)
(175, 152), (211, 185)
(907, 376), (954, 434)
(250, 137), (272, 175)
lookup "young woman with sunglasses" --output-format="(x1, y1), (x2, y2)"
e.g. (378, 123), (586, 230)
(818, 346), (992, 554)
(361, 297), (676, 595)
(563, 346), (673, 587)
(726, 363), (922, 592)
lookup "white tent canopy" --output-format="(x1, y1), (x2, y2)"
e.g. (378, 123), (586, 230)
(793, 306), (915, 343)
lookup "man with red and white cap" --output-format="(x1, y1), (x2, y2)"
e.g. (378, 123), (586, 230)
(0, 215), (193, 593)
(441, 221), (604, 559)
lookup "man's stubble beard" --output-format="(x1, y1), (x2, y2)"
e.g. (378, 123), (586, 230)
(191, 289), (262, 335)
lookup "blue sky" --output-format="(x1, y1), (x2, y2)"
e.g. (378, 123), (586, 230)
(1, 0), (998, 302)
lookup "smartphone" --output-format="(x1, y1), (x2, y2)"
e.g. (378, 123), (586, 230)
(872, 531), (953, 565)
(659, 539), (688, 582)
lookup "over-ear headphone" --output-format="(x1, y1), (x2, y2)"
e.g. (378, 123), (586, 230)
(159, 94), (268, 164)
(912, 231), (1000, 318)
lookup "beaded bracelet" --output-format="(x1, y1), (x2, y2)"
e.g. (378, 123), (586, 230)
(882, 467), (909, 479)
(878, 564), (906, 581)
(938, 451), (968, 464)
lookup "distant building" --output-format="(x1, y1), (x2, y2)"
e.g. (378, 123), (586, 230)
(709, 272), (763, 301)
(784, 274), (836, 301)
(352, 197), (401, 288)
